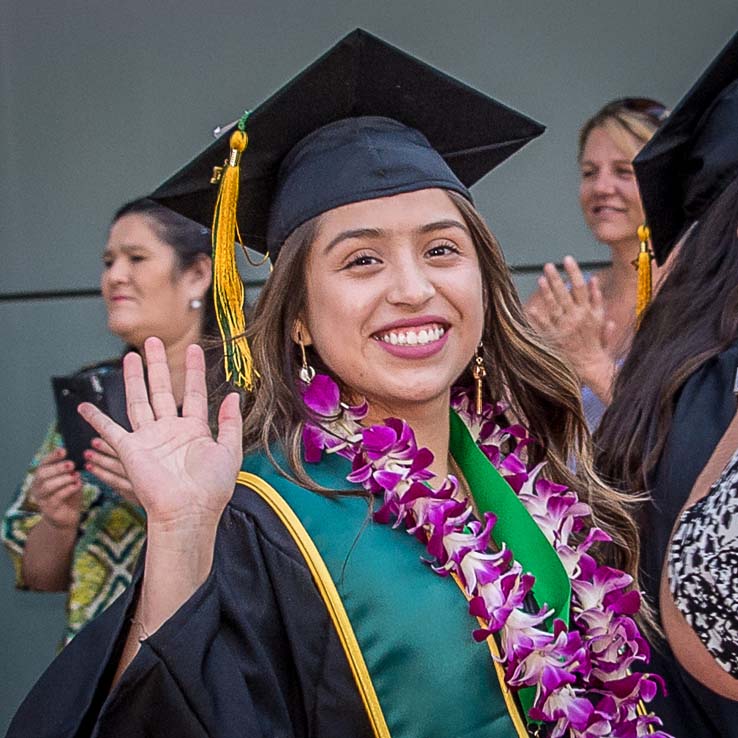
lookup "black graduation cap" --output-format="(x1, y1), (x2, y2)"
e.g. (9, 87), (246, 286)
(150, 28), (544, 389)
(634, 31), (738, 265)
(150, 28), (544, 260)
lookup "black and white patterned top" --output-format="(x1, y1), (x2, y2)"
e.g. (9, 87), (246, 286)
(669, 447), (738, 676)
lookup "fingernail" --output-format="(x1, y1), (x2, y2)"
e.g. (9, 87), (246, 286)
(91, 439), (100, 449)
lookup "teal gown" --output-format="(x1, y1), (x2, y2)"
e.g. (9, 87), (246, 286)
(5, 414), (569, 738)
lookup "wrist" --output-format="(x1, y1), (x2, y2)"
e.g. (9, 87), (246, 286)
(38, 513), (80, 534)
(139, 525), (218, 637)
(146, 520), (218, 577)
(146, 512), (221, 541)
(578, 354), (615, 403)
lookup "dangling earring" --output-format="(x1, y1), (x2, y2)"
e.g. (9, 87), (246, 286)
(297, 330), (315, 385)
(472, 344), (487, 416)
(189, 298), (203, 309)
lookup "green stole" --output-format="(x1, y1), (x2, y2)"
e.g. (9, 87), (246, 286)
(239, 411), (570, 738)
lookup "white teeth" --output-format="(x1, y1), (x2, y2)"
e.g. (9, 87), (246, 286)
(377, 325), (446, 346)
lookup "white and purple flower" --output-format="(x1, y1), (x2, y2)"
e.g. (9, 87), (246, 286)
(302, 377), (671, 738)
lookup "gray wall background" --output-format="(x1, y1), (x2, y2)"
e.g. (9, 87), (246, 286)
(2, 0), (736, 728)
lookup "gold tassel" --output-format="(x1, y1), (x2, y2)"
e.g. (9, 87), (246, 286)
(211, 113), (257, 390)
(635, 224), (652, 323)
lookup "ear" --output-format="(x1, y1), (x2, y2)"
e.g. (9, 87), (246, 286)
(185, 254), (212, 297)
(291, 317), (313, 346)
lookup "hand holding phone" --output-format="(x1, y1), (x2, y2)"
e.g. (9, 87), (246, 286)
(52, 365), (131, 470)
(27, 447), (83, 529)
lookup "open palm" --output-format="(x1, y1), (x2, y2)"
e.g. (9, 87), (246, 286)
(79, 337), (242, 529)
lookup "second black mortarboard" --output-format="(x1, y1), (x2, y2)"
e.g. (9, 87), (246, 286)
(150, 28), (544, 387)
(634, 30), (738, 265)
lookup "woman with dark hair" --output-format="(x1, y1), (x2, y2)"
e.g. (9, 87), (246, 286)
(596, 30), (738, 738)
(8, 31), (668, 738)
(526, 97), (668, 429)
(1, 198), (214, 643)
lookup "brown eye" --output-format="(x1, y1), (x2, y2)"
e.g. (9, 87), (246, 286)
(427, 243), (459, 258)
(344, 253), (380, 269)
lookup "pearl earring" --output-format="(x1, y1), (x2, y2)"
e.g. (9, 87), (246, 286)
(190, 298), (203, 309)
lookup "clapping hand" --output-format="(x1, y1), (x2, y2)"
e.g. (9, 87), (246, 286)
(78, 336), (243, 532)
(526, 256), (616, 402)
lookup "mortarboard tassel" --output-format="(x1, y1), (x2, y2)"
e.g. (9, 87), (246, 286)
(211, 112), (256, 390)
(635, 224), (653, 323)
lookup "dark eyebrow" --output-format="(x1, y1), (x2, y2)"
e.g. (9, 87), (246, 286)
(415, 219), (470, 235)
(103, 243), (151, 257)
(323, 219), (470, 254)
(323, 228), (384, 254)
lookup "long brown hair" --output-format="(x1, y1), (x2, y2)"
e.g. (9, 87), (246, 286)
(596, 174), (738, 494)
(230, 190), (642, 580)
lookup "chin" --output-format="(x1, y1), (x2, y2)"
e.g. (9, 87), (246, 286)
(375, 377), (454, 409)
(592, 226), (635, 247)
(108, 321), (141, 347)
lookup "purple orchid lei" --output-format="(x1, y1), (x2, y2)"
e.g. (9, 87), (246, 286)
(302, 374), (671, 738)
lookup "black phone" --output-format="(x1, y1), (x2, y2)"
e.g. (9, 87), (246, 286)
(51, 366), (131, 469)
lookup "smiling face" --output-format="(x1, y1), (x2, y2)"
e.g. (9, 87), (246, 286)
(101, 213), (210, 350)
(579, 126), (645, 248)
(298, 188), (485, 419)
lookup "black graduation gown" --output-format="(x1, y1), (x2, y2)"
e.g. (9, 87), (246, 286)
(640, 340), (738, 738)
(5, 482), (371, 738)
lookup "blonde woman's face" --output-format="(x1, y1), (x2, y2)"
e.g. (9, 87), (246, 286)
(579, 126), (645, 248)
(300, 188), (485, 417)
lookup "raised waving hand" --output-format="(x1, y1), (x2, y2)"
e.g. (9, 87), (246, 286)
(79, 336), (242, 530)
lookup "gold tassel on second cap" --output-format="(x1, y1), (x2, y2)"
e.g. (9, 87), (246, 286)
(635, 224), (653, 323)
(211, 112), (256, 390)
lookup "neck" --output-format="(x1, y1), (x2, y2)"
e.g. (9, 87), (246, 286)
(136, 325), (201, 407)
(603, 238), (639, 292)
(364, 392), (451, 479)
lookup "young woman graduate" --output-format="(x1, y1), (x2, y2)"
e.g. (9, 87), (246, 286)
(7, 30), (669, 738)
(597, 29), (738, 738)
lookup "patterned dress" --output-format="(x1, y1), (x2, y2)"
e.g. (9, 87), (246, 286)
(2, 423), (146, 644)
(669, 447), (738, 676)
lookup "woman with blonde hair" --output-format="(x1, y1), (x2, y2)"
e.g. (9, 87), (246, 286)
(526, 97), (668, 428)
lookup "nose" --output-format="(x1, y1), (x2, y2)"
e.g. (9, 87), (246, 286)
(590, 171), (617, 196)
(102, 257), (129, 288)
(386, 253), (435, 307)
